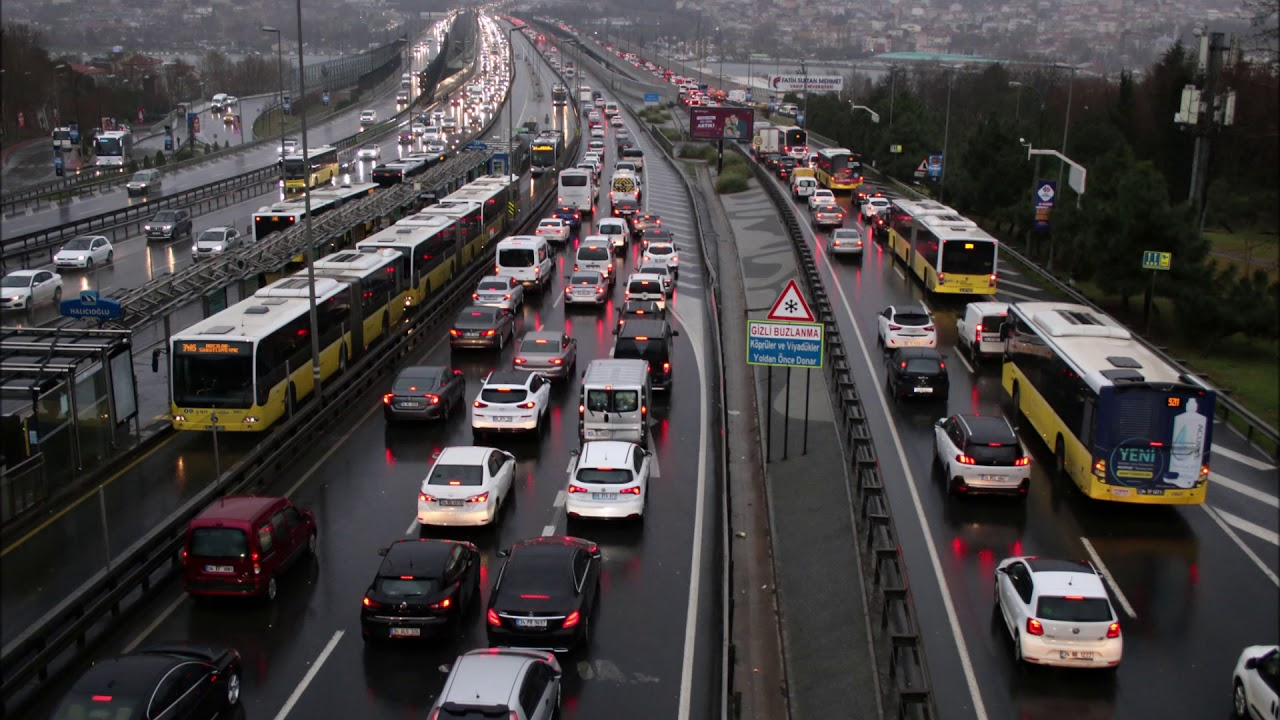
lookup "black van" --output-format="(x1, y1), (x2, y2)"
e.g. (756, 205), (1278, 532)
(613, 319), (679, 391)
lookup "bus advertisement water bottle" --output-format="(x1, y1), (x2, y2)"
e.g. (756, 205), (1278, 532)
(1165, 398), (1207, 488)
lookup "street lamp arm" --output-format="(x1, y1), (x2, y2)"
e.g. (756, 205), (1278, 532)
(850, 104), (879, 123)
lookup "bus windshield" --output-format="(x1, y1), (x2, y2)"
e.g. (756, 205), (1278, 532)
(95, 137), (124, 156)
(941, 240), (996, 274)
(532, 146), (556, 166)
(283, 158), (309, 179)
(172, 351), (255, 408)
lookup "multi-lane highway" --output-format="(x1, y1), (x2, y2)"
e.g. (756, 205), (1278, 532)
(15, 23), (722, 720)
(747, 151), (1280, 719)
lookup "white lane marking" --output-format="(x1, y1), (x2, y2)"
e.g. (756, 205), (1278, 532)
(553, 490), (567, 507)
(1202, 505), (1280, 586)
(1079, 537), (1138, 618)
(272, 630), (345, 720)
(824, 231), (990, 719)
(955, 350), (975, 375)
(541, 524), (557, 536)
(920, 300), (932, 314)
(997, 288), (1042, 302)
(566, 457), (577, 474)
(650, 456), (661, 479)
(1213, 444), (1278, 472)
(1212, 472), (1279, 509)
(405, 517), (418, 535)
(124, 593), (188, 653)
(1210, 506), (1280, 546)
(893, 266), (905, 281)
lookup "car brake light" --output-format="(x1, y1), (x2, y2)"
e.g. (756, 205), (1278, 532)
(449, 329), (461, 337)
(833, 240), (841, 247)
(1026, 618), (1044, 635)
(473, 400), (488, 408)
(562, 610), (581, 628)
(1015, 456), (1030, 466)
(518, 401), (536, 409)
(514, 357), (527, 365)
(550, 358), (563, 365)
(472, 293), (479, 300)
(937, 272), (946, 284)
(466, 492), (489, 503)
(888, 325), (901, 331)
(924, 326), (935, 332)
(487, 608), (501, 626)
(482, 329), (496, 337)
(419, 491), (437, 502)
(568, 484), (588, 493)
(989, 273), (997, 285)
(1106, 622), (1121, 638)
(424, 394), (440, 404)
(956, 454), (977, 465)
(363, 596), (381, 608)
(620, 486), (642, 495)
(503, 294), (511, 300)
(662, 361), (671, 372)
(92, 695), (113, 703)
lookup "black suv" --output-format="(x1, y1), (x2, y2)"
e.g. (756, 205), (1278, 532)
(885, 347), (949, 400)
(614, 318), (679, 391)
(143, 209), (193, 241)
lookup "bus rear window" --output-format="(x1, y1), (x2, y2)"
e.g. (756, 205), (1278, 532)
(561, 175), (588, 187)
(940, 240), (996, 274)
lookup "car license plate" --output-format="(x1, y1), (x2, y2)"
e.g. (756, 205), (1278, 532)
(1059, 650), (1094, 659)
(390, 627), (421, 637)
(592, 493), (618, 500)
(980, 474), (1006, 481)
(465, 331), (480, 337)
(438, 499), (465, 507)
(492, 416), (513, 423)
(514, 618), (548, 629)
(584, 429), (610, 439)
(913, 387), (933, 394)
(205, 565), (234, 574)
(399, 401), (421, 408)
(575, 289), (594, 296)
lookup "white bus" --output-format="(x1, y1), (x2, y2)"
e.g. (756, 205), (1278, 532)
(94, 129), (133, 169)
(357, 214), (459, 306)
(252, 182), (378, 243)
(557, 168), (595, 215)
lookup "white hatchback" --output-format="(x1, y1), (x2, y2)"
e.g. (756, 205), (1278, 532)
(54, 235), (114, 269)
(994, 556), (1123, 669)
(641, 242), (679, 278)
(877, 305), (937, 349)
(566, 441), (651, 521)
(808, 189), (835, 212)
(1233, 645), (1279, 720)
(535, 218), (569, 243)
(416, 446), (515, 527)
(471, 370), (552, 436)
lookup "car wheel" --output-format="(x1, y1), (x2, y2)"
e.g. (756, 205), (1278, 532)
(105, 250), (114, 264)
(306, 531), (317, 556)
(264, 575), (278, 601)
(225, 671), (241, 706)
(1232, 679), (1248, 719)
(53, 287), (62, 303)
(85, 258), (94, 270)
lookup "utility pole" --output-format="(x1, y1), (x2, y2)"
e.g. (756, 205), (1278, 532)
(1177, 31), (1237, 239)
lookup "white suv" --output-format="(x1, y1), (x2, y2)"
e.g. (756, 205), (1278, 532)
(994, 557), (1123, 669)
(877, 304), (937, 349)
(566, 441), (651, 521)
(471, 370), (552, 437)
(933, 414), (1030, 496)
(432, 648), (561, 720)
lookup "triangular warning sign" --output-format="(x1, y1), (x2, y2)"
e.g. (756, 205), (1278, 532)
(766, 280), (816, 322)
(916, 159), (928, 173)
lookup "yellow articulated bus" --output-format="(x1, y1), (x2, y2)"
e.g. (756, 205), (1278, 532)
(1002, 302), (1216, 504)
(307, 248), (410, 348)
(282, 145), (340, 194)
(885, 199), (999, 295)
(413, 201), (489, 266)
(252, 183), (378, 243)
(357, 215), (459, 307)
(812, 147), (863, 191)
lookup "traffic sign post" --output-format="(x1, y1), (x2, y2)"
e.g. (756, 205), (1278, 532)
(1141, 250), (1171, 334)
(749, 280), (826, 460)
(60, 290), (122, 321)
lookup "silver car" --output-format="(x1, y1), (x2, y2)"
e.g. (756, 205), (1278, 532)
(432, 648), (561, 720)
(512, 330), (577, 379)
(563, 271), (608, 307)
(192, 227), (242, 261)
(472, 275), (525, 311)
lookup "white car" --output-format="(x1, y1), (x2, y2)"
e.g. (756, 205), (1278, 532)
(1233, 645), (1279, 720)
(641, 242), (679, 278)
(877, 304), (937, 349)
(564, 270), (609, 306)
(192, 227), (242, 261)
(565, 441), (651, 521)
(411, 123), (428, 137)
(588, 139), (605, 152)
(609, 116), (624, 128)
(442, 117), (458, 131)
(535, 218), (569, 243)
(861, 196), (890, 220)
(278, 138), (299, 157)
(471, 370), (552, 437)
(424, 141), (447, 155)
(415, 446), (515, 527)
(359, 109), (377, 126)
(808, 188), (836, 212)
(638, 262), (674, 295)
(472, 275), (525, 311)
(595, 218), (629, 253)
(590, 126), (605, 139)
(994, 556), (1123, 669)
(356, 144), (381, 161)
(422, 125), (441, 141)
(1, 269), (63, 310)
(933, 414), (1031, 496)
(827, 228), (864, 258)
(54, 235), (114, 269)
(583, 151), (602, 165)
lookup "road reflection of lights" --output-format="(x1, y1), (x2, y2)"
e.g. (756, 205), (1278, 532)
(521, 471), (536, 498)
(385, 447), (395, 465)
(78, 276), (91, 291)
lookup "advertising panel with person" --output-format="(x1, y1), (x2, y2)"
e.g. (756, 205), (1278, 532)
(689, 107), (755, 142)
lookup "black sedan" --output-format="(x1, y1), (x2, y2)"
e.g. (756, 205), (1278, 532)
(383, 365), (467, 423)
(776, 157), (798, 180)
(361, 539), (481, 641)
(449, 306), (516, 350)
(611, 195), (641, 218)
(52, 644), (241, 719)
(761, 153), (783, 171)
(552, 205), (582, 229)
(885, 347), (950, 400)
(486, 536), (602, 653)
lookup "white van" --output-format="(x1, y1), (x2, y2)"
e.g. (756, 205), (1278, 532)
(791, 175), (818, 199)
(495, 236), (552, 291)
(575, 238), (615, 284)
(604, 101), (620, 117)
(557, 168), (595, 215)
(579, 359), (652, 447)
(595, 218), (629, 254)
(211, 93), (228, 112)
(956, 301), (1009, 364)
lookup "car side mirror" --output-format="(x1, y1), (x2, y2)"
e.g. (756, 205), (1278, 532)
(454, 370), (464, 377)
(996, 566), (1009, 575)
(934, 419), (945, 428)
(671, 330), (680, 336)
(377, 547), (389, 557)
(1244, 656), (1259, 670)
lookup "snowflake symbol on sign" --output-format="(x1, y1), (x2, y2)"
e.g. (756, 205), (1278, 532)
(785, 299), (799, 314)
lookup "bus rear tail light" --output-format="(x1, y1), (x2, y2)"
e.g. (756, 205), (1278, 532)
(989, 273), (998, 285)
(937, 273), (946, 285)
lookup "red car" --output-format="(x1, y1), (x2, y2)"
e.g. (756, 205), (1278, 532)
(182, 496), (317, 601)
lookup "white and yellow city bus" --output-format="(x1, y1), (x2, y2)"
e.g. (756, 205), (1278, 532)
(356, 215), (459, 307)
(282, 145), (340, 194)
(885, 199), (999, 295)
(306, 248), (409, 349)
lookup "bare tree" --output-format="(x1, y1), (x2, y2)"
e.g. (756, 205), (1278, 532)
(1243, 0), (1279, 64)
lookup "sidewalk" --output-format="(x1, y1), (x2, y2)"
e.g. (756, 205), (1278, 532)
(701, 160), (882, 720)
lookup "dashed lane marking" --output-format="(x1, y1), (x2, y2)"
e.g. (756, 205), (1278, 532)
(1213, 444), (1277, 472)
(1210, 506), (1279, 546)
(1202, 505), (1280, 587)
(541, 524), (557, 536)
(1080, 537), (1138, 618)
(554, 490), (567, 508)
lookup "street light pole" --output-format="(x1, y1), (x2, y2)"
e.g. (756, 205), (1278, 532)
(292, 0), (325, 403)
(262, 26), (286, 195)
(1054, 65), (1076, 206)
(940, 68), (955, 202)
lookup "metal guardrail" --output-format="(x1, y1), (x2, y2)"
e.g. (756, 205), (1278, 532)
(743, 149), (938, 719)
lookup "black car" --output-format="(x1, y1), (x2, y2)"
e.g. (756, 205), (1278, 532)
(614, 318), (678, 390)
(628, 213), (662, 239)
(361, 539), (481, 641)
(638, 226), (674, 248)
(52, 644), (242, 720)
(450, 305), (516, 350)
(614, 299), (665, 334)
(486, 536), (602, 653)
(611, 195), (641, 218)
(552, 205), (582, 229)
(614, 132), (634, 151)
(776, 157), (798, 180)
(886, 347), (949, 400)
(143, 209), (193, 241)
(384, 365), (467, 422)
(761, 153), (783, 171)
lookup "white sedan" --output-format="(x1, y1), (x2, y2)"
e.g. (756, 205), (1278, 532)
(566, 441), (651, 521)
(471, 370), (552, 437)
(1233, 645), (1279, 719)
(877, 305), (937, 349)
(416, 446), (515, 527)
(826, 228), (864, 258)
(472, 275), (525, 311)
(1, 269), (63, 310)
(641, 242), (679, 278)
(535, 218), (569, 243)
(808, 189), (836, 212)
(356, 144), (381, 161)
(54, 235), (114, 269)
(590, 126), (605, 139)
(994, 556), (1123, 669)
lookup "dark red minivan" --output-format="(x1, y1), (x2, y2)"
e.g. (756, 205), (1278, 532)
(182, 496), (317, 601)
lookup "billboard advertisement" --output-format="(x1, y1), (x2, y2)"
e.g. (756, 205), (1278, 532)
(689, 107), (755, 141)
(769, 75), (844, 93)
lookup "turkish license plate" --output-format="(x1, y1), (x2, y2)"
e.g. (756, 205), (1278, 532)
(398, 401), (422, 408)
(1059, 650), (1095, 659)
(514, 618), (548, 629)
(584, 429), (610, 439)
(390, 627), (421, 637)
(574, 289), (595, 296)
(492, 415), (514, 423)
(980, 474), (1009, 482)
(465, 331), (480, 338)
(592, 493), (618, 500)
(205, 565), (234, 574)
(438, 499), (465, 507)
(913, 386), (934, 394)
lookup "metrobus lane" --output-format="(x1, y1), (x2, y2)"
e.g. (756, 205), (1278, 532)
(18, 206), (720, 720)
(779, 176), (1280, 719)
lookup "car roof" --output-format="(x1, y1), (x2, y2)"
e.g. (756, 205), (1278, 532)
(435, 446), (494, 464)
(580, 441), (635, 467)
(629, 272), (664, 283)
(891, 347), (943, 360)
(954, 414), (1017, 442)
(485, 370), (534, 386)
(1032, 569), (1108, 598)
(381, 539), (456, 576)
(192, 495), (281, 523)
(618, 319), (667, 338)
(444, 652), (532, 705)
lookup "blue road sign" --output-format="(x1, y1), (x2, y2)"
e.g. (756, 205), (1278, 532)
(796, 112), (805, 126)
(1033, 180), (1056, 231)
(465, 140), (489, 150)
(643, 92), (660, 105)
(60, 290), (122, 320)
(747, 321), (824, 369)
(927, 152), (944, 180)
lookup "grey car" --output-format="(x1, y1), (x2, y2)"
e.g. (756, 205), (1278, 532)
(144, 209), (193, 241)
(383, 365), (467, 422)
(432, 648), (561, 720)
(512, 331), (577, 379)
(449, 305), (515, 350)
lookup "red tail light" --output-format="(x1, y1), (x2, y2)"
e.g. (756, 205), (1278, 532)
(482, 329), (496, 337)
(593, 285), (603, 293)
(1106, 622), (1121, 638)
(473, 400), (488, 408)
(924, 326), (935, 332)
(383, 393), (394, 404)
(579, 404), (585, 414)
(620, 486), (642, 495)
(662, 361), (670, 372)
(550, 358), (563, 365)
(487, 608), (501, 626)
(449, 329), (461, 337)
(424, 394), (440, 404)
(419, 491), (437, 502)
(91, 695), (113, 703)
(989, 273), (997, 285)
(517, 401), (536, 409)
(472, 293), (480, 300)
(562, 610), (581, 628)
(568, 484), (588, 493)
(514, 357), (527, 365)
(1015, 456), (1031, 467)
(1026, 618), (1044, 636)
(937, 272), (946, 284)
(363, 596), (381, 608)
(574, 264), (579, 271)
(888, 325), (902, 331)
(956, 454), (977, 465)
(503, 294), (511, 300)
(466, 492), (489, 503)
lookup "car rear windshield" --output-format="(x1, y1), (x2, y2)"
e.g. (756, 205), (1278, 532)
(54, 696), (141, 720)
(375, 576), (442, 596)
(480, 388), (529, 404)
(647, 245), (672, 255)
(393, 373), (440, 392)
(963, 442), (1020, 465)
(520, 338), (558, 353)
(561, 174), (589, 187)
(615, 338), (667, 364)
(571, 273), (602, 285)
(189, 527), (249, 558)
(477, 279), (510, 292)
(585, 389), (639, 413)
(1036, 596), (1112, 623)
(629, 280), (660, 295)
(904, 358), (943, 375)
(577, 468), (633, 484)
(578, 246), (610, 261)
(895, 312), (930, 326)
(429, 464), (485, 486)
(498, 248), (536, 267)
